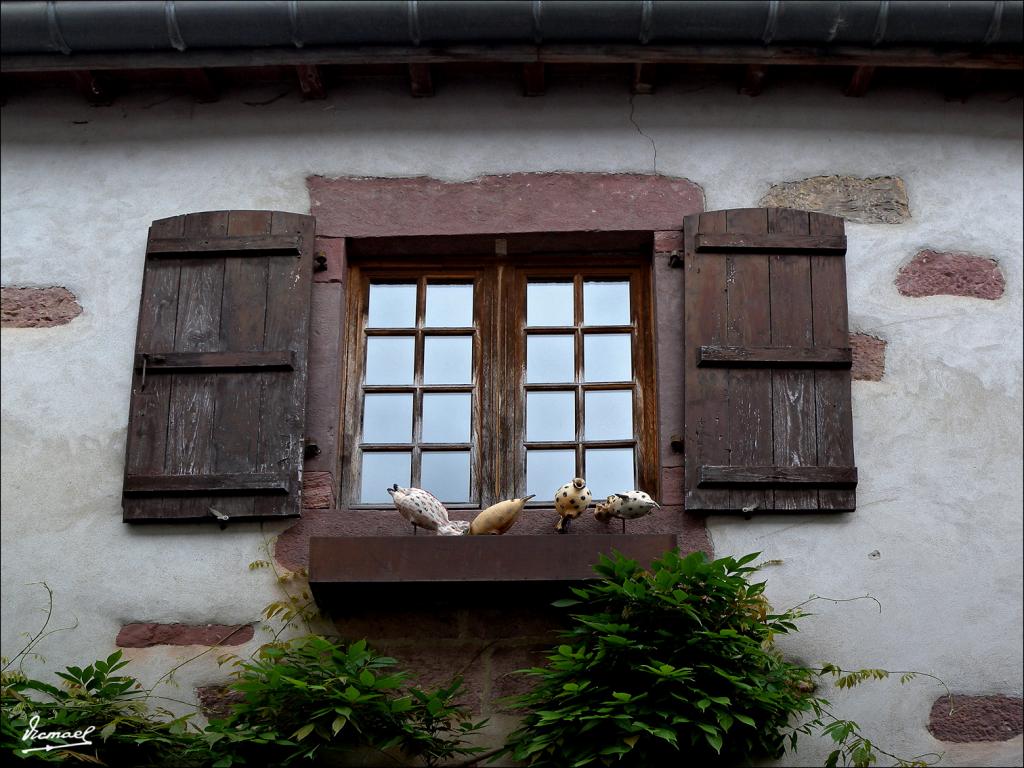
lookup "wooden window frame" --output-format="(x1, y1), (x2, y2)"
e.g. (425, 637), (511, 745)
(340, 232), (658, 511)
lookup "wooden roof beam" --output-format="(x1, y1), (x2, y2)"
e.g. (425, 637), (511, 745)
(844, 65), (875, 97)
(408, 63), (433, 97)
(296, 64), (326, 99)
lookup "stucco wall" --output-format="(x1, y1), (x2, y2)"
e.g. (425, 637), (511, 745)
(2, 75), (1022, 766)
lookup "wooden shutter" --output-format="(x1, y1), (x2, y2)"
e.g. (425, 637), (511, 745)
(683, 207), (857, 513)
(122, 210), (315, 522)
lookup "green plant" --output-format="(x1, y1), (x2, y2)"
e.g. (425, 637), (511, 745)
(202, 635), (485, 767)
(501, 550), (940, 768)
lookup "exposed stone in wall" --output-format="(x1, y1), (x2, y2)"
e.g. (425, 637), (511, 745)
(896, 250), (1005, 299)
(758, 175), (909, 224)
(309, 173), (705, 238)
(116, 623), (254, 648)
(850, 333), (886, 381)
(1, 286), (82, 327)
(929, 695), (1023, 743)
(302, 471), (334, 509)
(195, 685), (245, 720)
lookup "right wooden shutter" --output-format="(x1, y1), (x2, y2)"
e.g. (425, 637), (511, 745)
(682, 207), (857, 513)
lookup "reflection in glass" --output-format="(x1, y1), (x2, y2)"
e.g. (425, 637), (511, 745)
(584, 281), (630, 326)
(423, 336), (473, 384)
(368, 283), (416, 328)
(585, 448), (634, 499)
(584, 391), (633, 441)
(526, 335), (575, 383)
(526, 392), (575, 442)
(365, 337), (415, 384)
(421, 451), (471, 502)
(360, 452), (411, 503)
(425, 283), (474, 327)
(526, 449), (576, 499)
(584, 334), (631, 382)
(527, 282), (573, 327)
(422, 393), (471, 443)
(362, 394), (412, 443)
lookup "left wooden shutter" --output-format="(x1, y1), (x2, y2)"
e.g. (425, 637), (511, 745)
(122, 211), (315, 522)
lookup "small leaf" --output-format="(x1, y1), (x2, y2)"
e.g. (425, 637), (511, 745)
(331, 716), (347, 735)
(293, 723), (314, 741)
(704, 731), (723, 754)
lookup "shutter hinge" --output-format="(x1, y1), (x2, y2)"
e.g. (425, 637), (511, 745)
(667, 250), (682, 268)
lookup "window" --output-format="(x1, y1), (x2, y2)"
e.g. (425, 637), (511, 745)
(340, 233), (658, 510)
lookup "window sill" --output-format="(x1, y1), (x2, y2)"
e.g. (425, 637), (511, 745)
(309, 533), (677, 605)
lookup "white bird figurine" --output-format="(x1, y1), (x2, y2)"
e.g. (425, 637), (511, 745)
(469, 495), (535, 535)
(594, 491), (660, 532)
(386, 484), (469, 536)
(554, 478), (592, 534)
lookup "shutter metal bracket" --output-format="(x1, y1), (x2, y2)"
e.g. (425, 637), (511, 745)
(667, 249), (682, 268)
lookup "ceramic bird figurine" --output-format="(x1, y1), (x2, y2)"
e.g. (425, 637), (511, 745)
(386, 484), (469, 536)
(469, 495), (535, 535)
(554, 478), (592, 534)
(594, 491), (660, 532)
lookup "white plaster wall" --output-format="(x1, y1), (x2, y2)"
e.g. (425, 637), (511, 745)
(2, 74), (1021, 766)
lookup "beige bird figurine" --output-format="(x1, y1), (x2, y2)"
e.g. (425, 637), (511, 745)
(386, 484), (469, 536)
(594, 491), (660, 532)
(554, 477), (592, 534)
(469, 495), (535, 535)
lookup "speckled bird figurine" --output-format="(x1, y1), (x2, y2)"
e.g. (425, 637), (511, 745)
(469, 495), (535, 535)
(594, 491), (660, 532)
(386, 484), (469, 536)
(554, 478), (592, 534)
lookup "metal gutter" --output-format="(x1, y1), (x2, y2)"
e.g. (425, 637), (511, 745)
(2, 1), (1021, 56)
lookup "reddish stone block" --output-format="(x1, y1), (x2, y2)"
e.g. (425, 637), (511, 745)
(653, 230), (684, 253)
(313, 236), (345, 283)
(116, 623), (253, 648)
(332, 608), (461, 642)
(928, 695), (1023, 743)
(850, 333), (886, 382)
(309, 173), (704, 238)
(1, 286), (82, 327)
(195, 684), (245, 720)
(896, 250), (1005, 300)
(302, 471), (334, 509)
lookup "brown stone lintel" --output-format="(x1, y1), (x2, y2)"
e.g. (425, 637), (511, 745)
(929, 695), (1023, 743)
(653, 230), (683, 254)
(116, 623), (254, 648)
(1, 286), (83, 327)
(308, 173), (704, 239)
(850, 332), (886, 381)
(896, 249), (1005, 300)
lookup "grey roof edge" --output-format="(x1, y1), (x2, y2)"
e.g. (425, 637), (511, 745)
(2, 1), (1022, 57)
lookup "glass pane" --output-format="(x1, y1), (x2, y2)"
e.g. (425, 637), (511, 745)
(526, 449), (576, 500)
(584, 280), (630, 326)
(527, 391), (575, 442)
(360, 452), (411, 503)
(368, 283), (416, 328)
(425, 283), (473, 327)
(526, 335), (575, 383)
(585, 448), (635, 499)
(421, 451), (471, 503)
(423, 336), (473, 384)
(365, 336), (415, 385)
(584, 391), (633, 441)
(527, 282), (574, 327)
(584, 334), (631, 382)
(363, 394), (412, 443)
(422, 393), (471, 443)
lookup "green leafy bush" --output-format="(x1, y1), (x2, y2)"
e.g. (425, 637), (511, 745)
(2, 650), (201, 766)
(501, 550), (936, 768)
(201, 635), (485, 767)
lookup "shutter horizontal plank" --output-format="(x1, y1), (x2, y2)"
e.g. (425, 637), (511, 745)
(124, 473), (290, 495)
(698, 345), (851, 367)
(135, 351), (295, 372)
(699, 466), (857, 488)
(694, 233), (846, 253)
(147, 234), (301, 256)
(123, 210), (315, 523)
